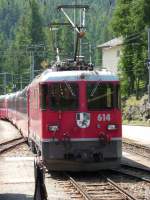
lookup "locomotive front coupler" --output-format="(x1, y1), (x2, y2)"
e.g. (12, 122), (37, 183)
(52, 131), (60, 145)
(62, 133), (72, 150)
(98, 132), (110, 146)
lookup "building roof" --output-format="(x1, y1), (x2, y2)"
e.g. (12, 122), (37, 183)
(97, 37), (123, 48)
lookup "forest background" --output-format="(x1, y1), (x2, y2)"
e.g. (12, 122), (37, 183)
(0, 0), (150, 107)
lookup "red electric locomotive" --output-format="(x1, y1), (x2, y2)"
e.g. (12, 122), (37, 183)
(28, 69), (122, 171)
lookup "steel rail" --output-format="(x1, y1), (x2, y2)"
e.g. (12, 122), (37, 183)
(124, 148), (150, 160)
(130, 152), (149, 159)
(123, 139), (150, 151)
(66, 173), (92, 200)
(123, 139), (150, 159)
(107, 178), (138, 200)
(124, 142), (150, 152)
(0, 137), (23, 146)
(121, 163), (150, 173)
(111, 168), (150, 183)
(0, 137), (25, 154)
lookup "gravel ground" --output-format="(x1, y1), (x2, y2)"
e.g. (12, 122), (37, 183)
(109, 171), (150, 200)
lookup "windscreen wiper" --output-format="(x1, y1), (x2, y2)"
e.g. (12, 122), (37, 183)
(64, 81), (76, 96)
(90, 80), (101, 97)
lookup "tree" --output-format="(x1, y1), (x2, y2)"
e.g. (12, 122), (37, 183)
(0, 0), (21, 39)
(0, 32), (6, 72)
(111, 0), (149, 99)
(29, 0), (46, 71)
(3, 0), (46, 90)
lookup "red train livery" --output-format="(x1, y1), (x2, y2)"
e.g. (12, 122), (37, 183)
(0, 69), (122, 171)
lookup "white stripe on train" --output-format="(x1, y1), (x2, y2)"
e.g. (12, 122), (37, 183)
(41, 137), (122, 143)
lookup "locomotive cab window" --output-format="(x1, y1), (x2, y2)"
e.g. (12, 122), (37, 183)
(49, 82), (78, 111)
(87, 82), (120, 110)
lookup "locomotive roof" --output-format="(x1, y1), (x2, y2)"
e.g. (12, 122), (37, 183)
(32, 69), (119, 84)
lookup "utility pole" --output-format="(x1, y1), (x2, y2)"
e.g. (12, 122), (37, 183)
(20, 76), (23, 90)
(89, 44), (92, 64)
(27, 44), (45, 81)
(148, 28), (150, 104)
(74, 0), (77, 53)
(11, 72), (15, 92)
(79, 0), (82, 57)
(4, 73), (7, 94)
(30, 51), (35, 81)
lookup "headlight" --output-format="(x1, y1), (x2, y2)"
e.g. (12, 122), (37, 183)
(48, 125), (59, 132)
(107, 124), (118, 130)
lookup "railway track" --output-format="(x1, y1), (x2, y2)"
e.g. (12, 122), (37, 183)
(56, 172), (138, 200)
(112, 164), (150, 184)
(123, 138), (150, 159)
(0, 137), (26, 154)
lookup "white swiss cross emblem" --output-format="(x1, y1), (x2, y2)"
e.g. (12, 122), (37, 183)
(76, 112), (90, 128)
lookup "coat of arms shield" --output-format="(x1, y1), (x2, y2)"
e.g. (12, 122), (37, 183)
(76, 112), (90, 128)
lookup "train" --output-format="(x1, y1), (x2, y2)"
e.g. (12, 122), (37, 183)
(0, 67), (122, 171)
(0, 4), (122, 171)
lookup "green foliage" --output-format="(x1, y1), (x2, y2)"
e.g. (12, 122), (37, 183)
(30, 0), (45, 44)
(122, 94), (150, 122)
(0, 0), (21, 39)
(111, 0), (150, 99)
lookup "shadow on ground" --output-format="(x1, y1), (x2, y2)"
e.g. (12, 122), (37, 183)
(0, 194), (33, 200)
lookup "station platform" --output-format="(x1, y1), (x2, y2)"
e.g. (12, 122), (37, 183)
(122, 125), (150, 170)
(122, 125), (150, 148)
